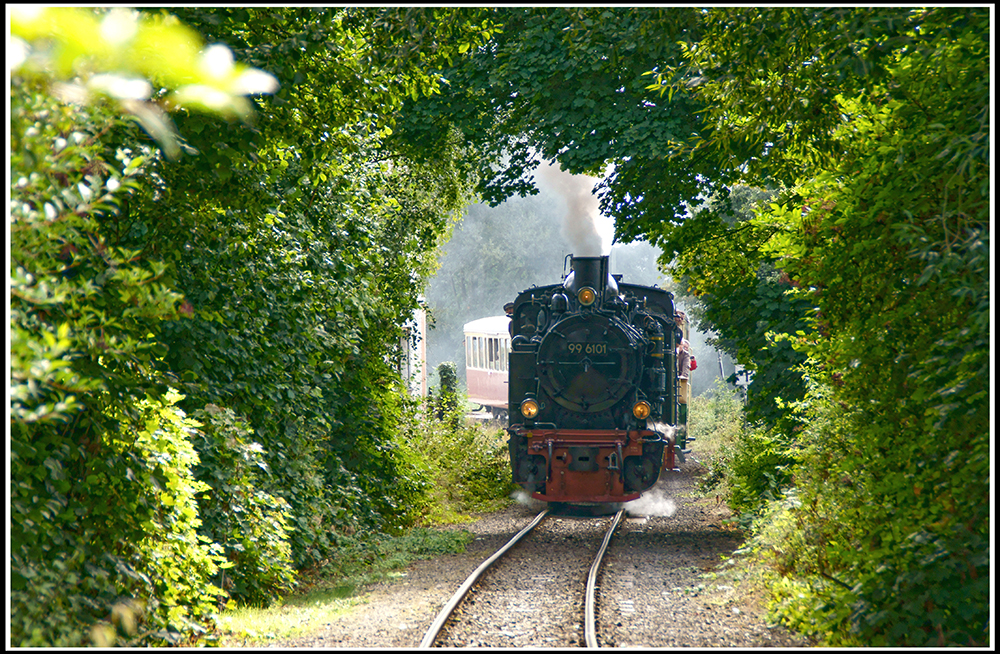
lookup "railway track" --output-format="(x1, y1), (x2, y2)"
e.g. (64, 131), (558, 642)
(419, 507), (626, 649)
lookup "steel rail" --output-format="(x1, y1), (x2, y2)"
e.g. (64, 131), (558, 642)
(418, 509), (550, 649)
(584, 508), (626, 649)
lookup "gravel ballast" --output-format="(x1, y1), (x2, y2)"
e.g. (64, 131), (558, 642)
(270, 461), (811, 649)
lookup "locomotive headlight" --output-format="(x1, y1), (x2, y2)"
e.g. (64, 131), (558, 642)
(520, 398), (539, 419)
(577, 287), (597, 306)
(632, 400), (652, 420)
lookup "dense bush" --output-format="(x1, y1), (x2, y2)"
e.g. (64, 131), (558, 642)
(719, 427), (797, 522)
(323, 356), (437, 535)
(11, 393), (225, 647)
(9, 61), (222, 646)
(189, 405), (297, 607)
(639, 8), (990, 646)
(400, 386), (516, 523)
(113, 394), (228, 645)
(748, 381), (989, 646)
(691, 381), (796, 526)
(687, 379), (744, 460)
(670, 189), (813, 436)
(431, 361), (461, 422)
(136, 7), (484, 568)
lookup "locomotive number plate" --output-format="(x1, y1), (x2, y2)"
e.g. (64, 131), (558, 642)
(567, 342), (608, 355)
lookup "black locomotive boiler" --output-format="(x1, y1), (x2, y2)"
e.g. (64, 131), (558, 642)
(506, 254), (684, 503)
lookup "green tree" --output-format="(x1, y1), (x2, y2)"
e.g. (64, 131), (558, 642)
(645, 7), (990, 645)
(10, 6), (485, 644)
(131, 7), (482, 562)
(670, 185), (812, 434)
(392, 7), (707, 214)
(10, 7), (281, 645)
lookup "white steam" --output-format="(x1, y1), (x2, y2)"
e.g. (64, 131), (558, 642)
(623, 421), (679, 517)
(536, 160), (613, 257)
(510, 489), (548, 511)
(623, 485), (678, 518)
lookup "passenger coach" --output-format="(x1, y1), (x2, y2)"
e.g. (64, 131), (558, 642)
(463, 315), (511, 420)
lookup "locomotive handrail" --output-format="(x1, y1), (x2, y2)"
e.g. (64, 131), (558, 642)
(529, 438), (630, 447)
(543, 358), (618, 366)
(516, 428), (656, 439)
(522, 422), (558, 430)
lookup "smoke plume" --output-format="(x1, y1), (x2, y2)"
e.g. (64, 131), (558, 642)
(537, 161), (613, 256)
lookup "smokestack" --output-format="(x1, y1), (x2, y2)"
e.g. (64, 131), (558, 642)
(563, 254), (618, 304)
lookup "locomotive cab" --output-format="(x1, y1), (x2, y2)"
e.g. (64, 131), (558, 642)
(507, 254), (683, 504)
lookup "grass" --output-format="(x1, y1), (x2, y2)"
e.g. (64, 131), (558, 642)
(216, 526), (473, 646)
(216, 589), (363, 646)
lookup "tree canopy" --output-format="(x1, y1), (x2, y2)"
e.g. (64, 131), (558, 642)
(399, 6), (990, 646)
(648, 8), (990, 646)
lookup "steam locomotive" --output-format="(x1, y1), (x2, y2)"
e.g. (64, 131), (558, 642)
(506, 254), (688, 504)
